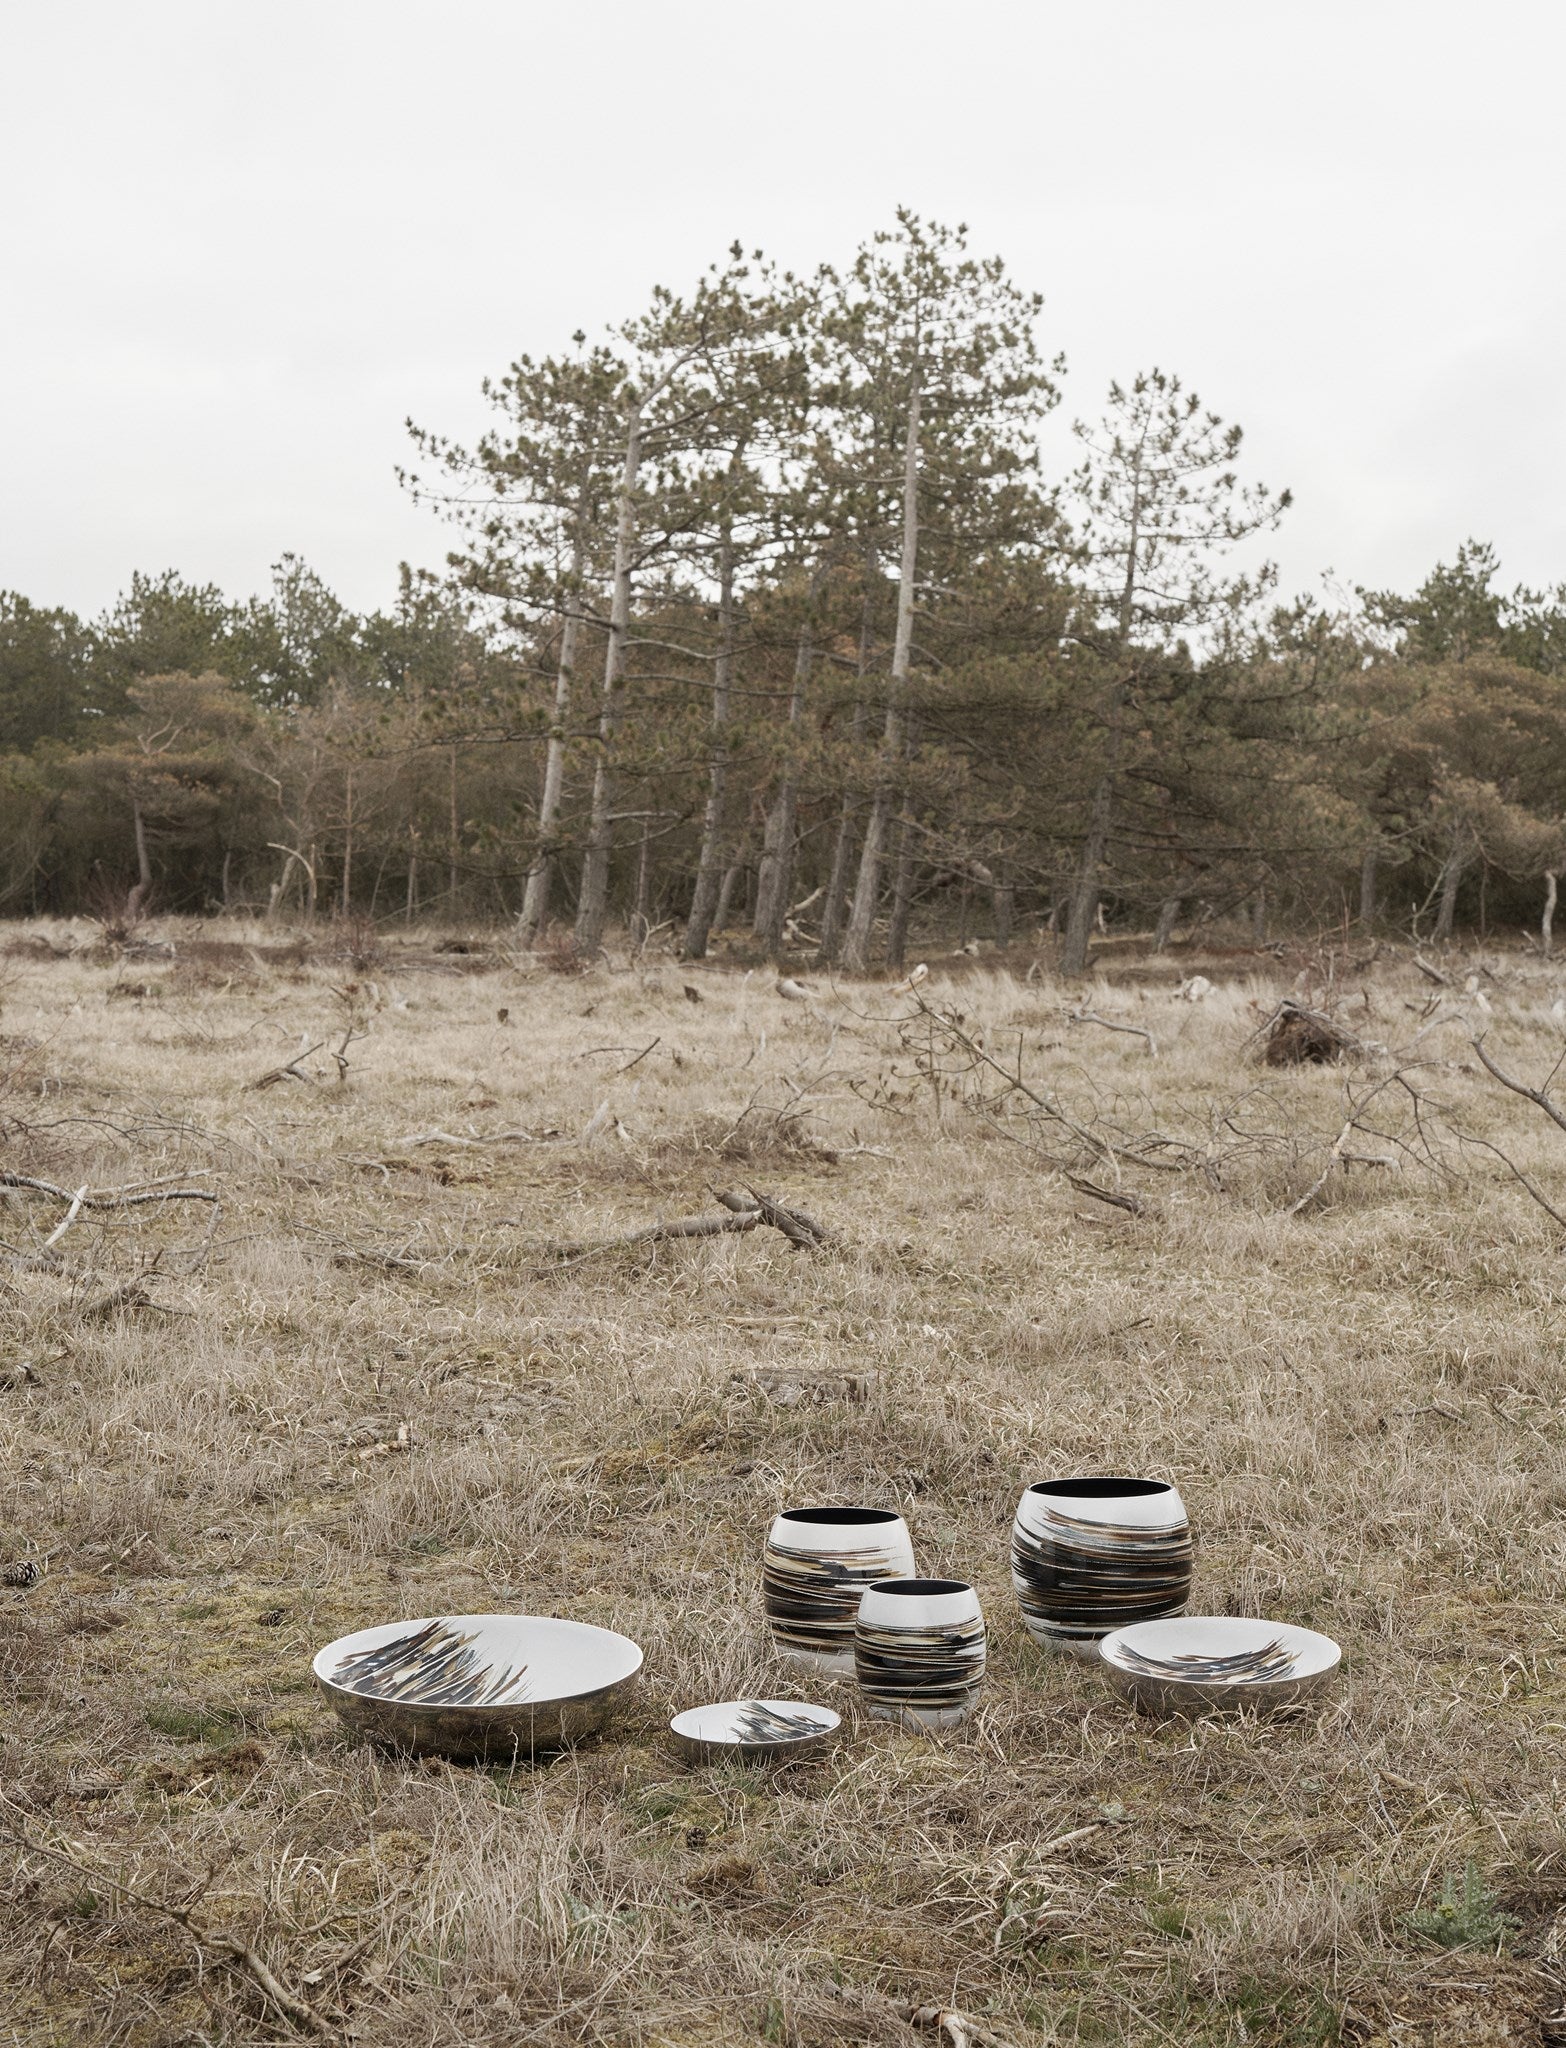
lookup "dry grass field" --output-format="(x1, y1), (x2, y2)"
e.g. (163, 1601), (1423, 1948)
(4, 917), (1566, 2048)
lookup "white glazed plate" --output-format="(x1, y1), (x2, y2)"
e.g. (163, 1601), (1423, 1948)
(670, 1698), (840, 1761)
(314, 1614), (643, 1758)
(1099, 1615), (1341, 1718)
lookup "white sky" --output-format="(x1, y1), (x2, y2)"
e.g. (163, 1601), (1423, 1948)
(4, 0), (1564, 622)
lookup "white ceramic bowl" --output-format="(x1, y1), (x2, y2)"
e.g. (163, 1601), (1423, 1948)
(669, 1698), (840, 1763)
(314, 1614), (643, 1759)
(1099, 1615), (1341, 1718)
(763, 1507), (917, 1671)
(854, 1577), (986, 1729)
(1011, 1477), (1192, 1657)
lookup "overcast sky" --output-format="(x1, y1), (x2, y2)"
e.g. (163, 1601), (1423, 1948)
(4, 0), (1563, 623)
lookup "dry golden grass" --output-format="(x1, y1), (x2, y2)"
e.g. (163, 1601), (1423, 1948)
(3, 918), (1566, 2047)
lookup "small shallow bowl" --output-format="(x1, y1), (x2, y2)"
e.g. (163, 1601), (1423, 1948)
(1099, 1616), (1341, 1718)
(669, 1698), (840, 1763)
(314, 1614), (643, 1760)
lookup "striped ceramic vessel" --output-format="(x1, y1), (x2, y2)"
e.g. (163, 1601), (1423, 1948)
(1011, 1477), (1192, 1657)
(763, 1506), (917, 1672)
(854, 1578), (987, 1729)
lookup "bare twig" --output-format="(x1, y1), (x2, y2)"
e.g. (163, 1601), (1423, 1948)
(1472, 1035), (1566, 1138)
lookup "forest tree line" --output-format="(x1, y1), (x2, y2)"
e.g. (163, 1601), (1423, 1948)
(5, 214), (1566, 966)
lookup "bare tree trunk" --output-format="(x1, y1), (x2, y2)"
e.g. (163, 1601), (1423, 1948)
(447, 748), (459, 905)
(341, 767), (354, 915)
(1544, 870), (1558, 959)
(575, 400), (642, 957)
(1062, 768), (1113, 974)
(1251, 886), (1268, 944)
(886, 813), (917, 970)
(1433, 842), (1469, 943)
(844, 382), (919, 974)
(754, 571), (826, 958)
(125, 799), (153, 918)
(714, 861), (741, 934)
(632, 814), (653, 942)
(518, 557), (584, 946)
(684, 526), (737, 961)
(405, 831), (418, 924)
(1358, 844), (1378, 925)
(1152, 895), (1181, 953)
(991, 869), (1014, 950)
(220, 848), (232, 910)
(818, 564), (878, 966)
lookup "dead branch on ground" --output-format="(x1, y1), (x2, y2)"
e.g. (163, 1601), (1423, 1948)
(0, 1803), (332, 2038)
(1066, 1008), (1158, 1056)
(249, 1025), (365, 1090)
(0, 1171), (219, 1211)
(536, 1183), (833, 1270)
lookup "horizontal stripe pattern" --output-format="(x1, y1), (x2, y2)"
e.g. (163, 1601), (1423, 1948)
(764, 1534), (916, 1658)
(1011, 1495), (1192, 1648)
(854, 1613), (987, 1718)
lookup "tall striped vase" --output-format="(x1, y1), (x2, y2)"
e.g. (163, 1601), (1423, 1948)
(1011, 1477), (1192, 1658)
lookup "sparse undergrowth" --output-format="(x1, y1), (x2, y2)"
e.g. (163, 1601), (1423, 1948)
(2, 918), (1566, 2047)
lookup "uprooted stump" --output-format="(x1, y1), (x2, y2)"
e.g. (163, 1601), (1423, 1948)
(1263, 1000), (1361, 1067)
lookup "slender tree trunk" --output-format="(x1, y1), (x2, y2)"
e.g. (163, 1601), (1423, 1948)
(683, 526), (737, 960)
(1153, 895), (1181, 953)
(518, 554), (584, 947)
(844, 380), (920, 974)
(405, 831), (418, 924)
(991, 868), (1014, 950)
(632, 814), (653, 941)
(125, 799), (153, 918)
(1358, 844), (1378, 926)
(1251, 887), (1268, 944)
(714, 861), (741, 934)
(1062, 765), (1114, 974)
(341, 767), (354, 915)
(886, 812), (917, 970)
(1542, 871), (1559, 958)
(447, 747), (459, 905)
(575, 400), (643, 957)
(1433, 841), (1469, 943)
(818, 559), (878, 966)
(220, 848), (232, 910)
(754, 570), (826, 958)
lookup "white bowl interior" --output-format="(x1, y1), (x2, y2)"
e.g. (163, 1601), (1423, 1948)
(314, 1614), (643, 1707)
(670, 1699), (839, 1746)
(1100, 1615), (1340, 1683)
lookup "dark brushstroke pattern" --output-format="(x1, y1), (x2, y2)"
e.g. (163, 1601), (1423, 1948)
(853, 1614), (987, 1713)
(728, 1701), (834, 1745)
(1114, 1636), (1297, 1685)
(764, 1542), (913, 1654)
(332, 1620), (532, 1706)
(1012, 1500), (1191, 1642)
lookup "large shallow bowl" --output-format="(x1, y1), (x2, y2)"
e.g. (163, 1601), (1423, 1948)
(669, 1698), (840, 1763)
(1099, 1616), (1341, 1718)
(314, 1614), (643, 1759)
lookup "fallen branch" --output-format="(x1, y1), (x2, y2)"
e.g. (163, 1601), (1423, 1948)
(394, 1129), (536, 1148)
(1413, 954), (1451, 987)
(0, 1803), (332, 2038)
(744, 1183), (835, 1249)
(1066, 1009), (1158, 1056)
(0, 1171), (219, 1210)
(540, 1208), (760, 1268)
(1066, 1174), (1145, 1217)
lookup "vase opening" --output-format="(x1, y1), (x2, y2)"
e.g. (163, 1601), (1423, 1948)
(778, 1506), (903, 1527)
(1027, 1478), (1173, 1500)
(868, 1577), (971, 1597)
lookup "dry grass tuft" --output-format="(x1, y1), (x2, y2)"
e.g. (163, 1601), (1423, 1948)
(2, 920), (1566, 2044)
